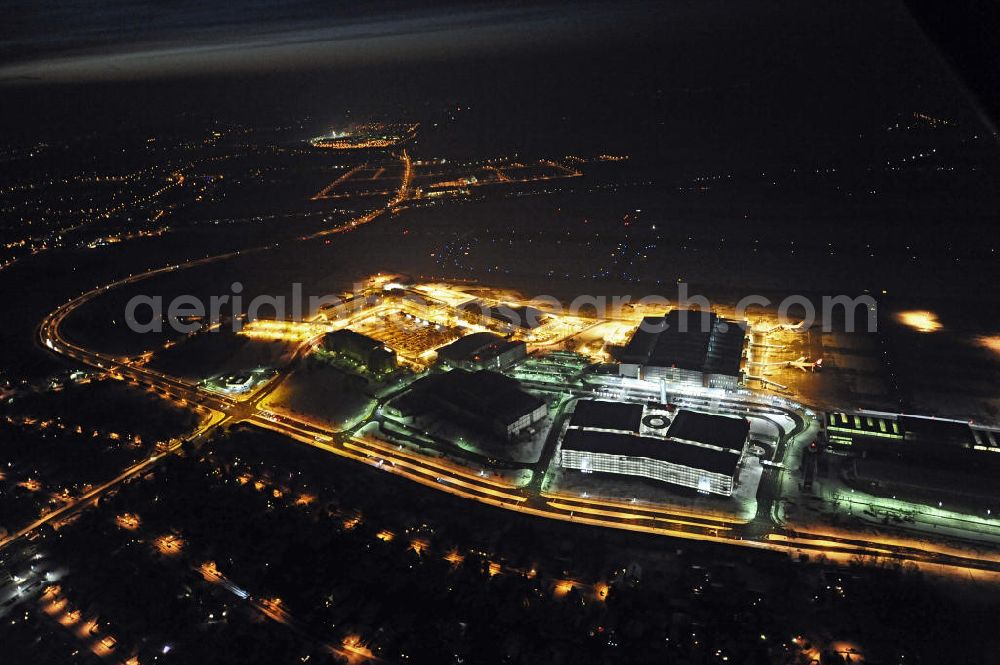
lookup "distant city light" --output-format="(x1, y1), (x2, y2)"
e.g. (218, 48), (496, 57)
(896, 310), (942, 333)
(977, 335), (1000, 356)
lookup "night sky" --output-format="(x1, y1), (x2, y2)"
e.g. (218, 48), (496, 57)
(5, 1), (992, 175)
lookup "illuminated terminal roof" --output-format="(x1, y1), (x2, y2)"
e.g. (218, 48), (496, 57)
(615, 310), (745, 375)
(569, 399), (643, 433)
(459, 301), (547, 331)
(435, 332), (523, 366)
(666, 410), (751, 453)
(561, 429), (742, 477)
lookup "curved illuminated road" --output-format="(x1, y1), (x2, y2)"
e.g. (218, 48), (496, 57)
(11, 149), (1000, 580)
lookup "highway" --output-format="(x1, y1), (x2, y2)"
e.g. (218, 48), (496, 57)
(3, 152), (413, 550)
(12, 148), (1000, 580)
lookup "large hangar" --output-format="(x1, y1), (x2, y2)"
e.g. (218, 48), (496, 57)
(388, 368), (547, 440)
(614, 310), (747, 389)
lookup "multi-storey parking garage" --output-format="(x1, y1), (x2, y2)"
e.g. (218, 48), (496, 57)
(558, 400), (750, 496)
(560, 429), (743, 495)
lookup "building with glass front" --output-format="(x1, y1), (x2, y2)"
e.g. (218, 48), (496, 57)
(558, 400), (750, 496)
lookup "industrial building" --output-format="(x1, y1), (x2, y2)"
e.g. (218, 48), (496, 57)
(614, 310), (746, 388)
(323, 329), (397, 374)
(435, 332), (527, 371)
(825, 411), (1000, 470)
(825, 411), (1000, 510)
(558, 400), (749, 496)
(458, 300), (547, 333)
(388, 369), (547, 440)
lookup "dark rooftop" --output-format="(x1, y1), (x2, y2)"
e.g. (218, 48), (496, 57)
(899, 415), (976, 448)
(491, 305), (545, 330)
(436, 332), (505, 360)
(395, 369), (544, 428)
(561, 429), (741, 476)
(324, 328), (386, 353)
(665, 409), (750, 453)
(436, 332), (521, 364)
(616, 318), (661, 363)
(615, 310), (745, 376)
(569, 399), (643, 433)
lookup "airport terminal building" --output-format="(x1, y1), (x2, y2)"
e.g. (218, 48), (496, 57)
(323, 329), (397, 373)
(435, 332), (527, 371)
(558, 400), (750, 496)
(457, 300), (547, 335)
(614, 310), (747, 389)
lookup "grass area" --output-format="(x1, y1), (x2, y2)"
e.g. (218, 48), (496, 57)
(261, 360), (374, 428)
(148, 329), (299, 381)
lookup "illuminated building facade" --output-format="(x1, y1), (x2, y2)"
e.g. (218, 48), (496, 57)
(558, 401), (749, 496)
(560, 430), (742, 496)
(220, 372), (256, 393)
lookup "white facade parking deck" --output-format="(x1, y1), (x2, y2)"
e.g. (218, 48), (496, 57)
(560, 448), (736, 496)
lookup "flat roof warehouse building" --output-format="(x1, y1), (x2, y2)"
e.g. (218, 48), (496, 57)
(823, 410), (1000, 511)
(558, 400), (750, 496)
(388, 369), (547, 440)
(825, 411), (1000, 469)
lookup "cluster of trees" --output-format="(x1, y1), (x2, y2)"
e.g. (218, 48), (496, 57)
(10, 426), (999, 664)
(3, 380), (198, 441)
(0, 381), (198, 532)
